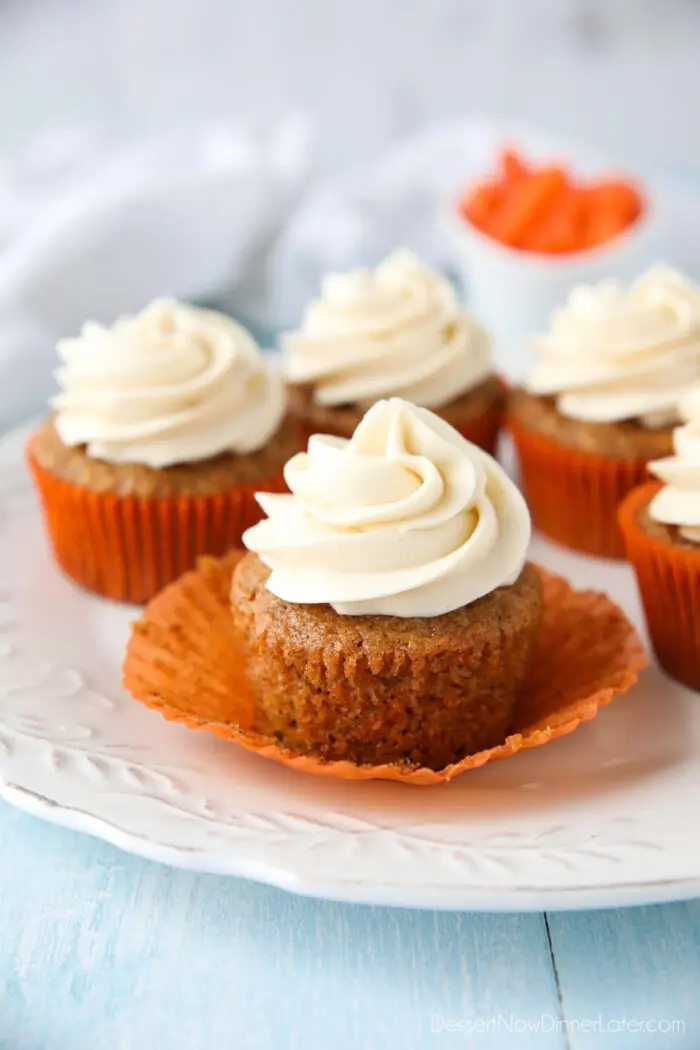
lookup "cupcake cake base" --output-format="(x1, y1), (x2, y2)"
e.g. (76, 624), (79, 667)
(619, 482), (700, 692)
(508, 391), (673, 559)
(123, 551), (646, 785)
(27, 417), (300, 604)
(232, 553), (542, 769)
(289, 376), (506, 455)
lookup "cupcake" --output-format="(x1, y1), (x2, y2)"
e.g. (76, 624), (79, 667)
(508, 265), (700, 558)
(284, 248), (505, 454)
(619, 385), (700, 690)
(27, 298), (298, 604)
(233, 398), (541, 769)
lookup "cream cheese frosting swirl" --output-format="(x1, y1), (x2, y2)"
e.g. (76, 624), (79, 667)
(52, 299), (285, 468)
(649, 385), (700, 543)
(243, 398), (530, 618)
(284, 249), (492, 409)
(527, 265), (700, 428)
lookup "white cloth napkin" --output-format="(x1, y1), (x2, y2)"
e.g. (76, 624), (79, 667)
(3, 115), (700, 428)
(0, 118), (312, 426)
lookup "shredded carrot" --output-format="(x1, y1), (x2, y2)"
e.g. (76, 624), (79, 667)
(460, 149), (645, 254)
(459, 181), (502, 232)
(488, 167), (568, 248)
(500, 147), (529, 185)
(527, 187), (583, 254)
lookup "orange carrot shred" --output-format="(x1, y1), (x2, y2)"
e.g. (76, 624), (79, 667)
(461, 181), (502, 231)
(458, 148), (645, 254)
(488, 167), (568, 248)
(500, 147), (528, 185)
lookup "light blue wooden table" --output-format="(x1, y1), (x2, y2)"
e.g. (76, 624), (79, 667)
(0, 802), (699, 1050)
(2, 376), (700, 1050)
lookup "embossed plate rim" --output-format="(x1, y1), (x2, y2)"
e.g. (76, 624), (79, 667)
(6, 781), (700, 911)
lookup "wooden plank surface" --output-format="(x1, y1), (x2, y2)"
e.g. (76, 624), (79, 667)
(3, 801), (700, 1048)
(547, 906), (700, 1050)
(0, 805), (567, 1050)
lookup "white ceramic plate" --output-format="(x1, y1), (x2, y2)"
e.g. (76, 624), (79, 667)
(2, 422), (700, 912)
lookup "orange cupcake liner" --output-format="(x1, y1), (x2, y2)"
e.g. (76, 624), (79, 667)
(619, 482), (700, 691)
(27, 449), (287, 605)
(123, 551), (646, 785)
(508, 415), (651, 559)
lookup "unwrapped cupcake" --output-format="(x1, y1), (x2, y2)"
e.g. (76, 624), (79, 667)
(27, 299), (298, 603)
(284, 248), (505, 453)
(235, 398), (541, 768)
(508, 265), (700, 558)
(619, 384), (700, 690)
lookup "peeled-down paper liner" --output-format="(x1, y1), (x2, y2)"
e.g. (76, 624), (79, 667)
(124, 552), (647, 785)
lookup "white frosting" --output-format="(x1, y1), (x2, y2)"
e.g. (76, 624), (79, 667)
(527, 265), (700, 427)
(243, 398), (530, 618)
(52, 299), (285, 468)
(649, 385), (700, 543)
(284, 249), (492, 409)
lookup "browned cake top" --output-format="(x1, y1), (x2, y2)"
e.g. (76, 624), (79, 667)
(28, 414), (300, 497)
(508, 388), (674, 460)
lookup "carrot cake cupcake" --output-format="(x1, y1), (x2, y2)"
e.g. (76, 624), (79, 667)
(284, 248), (505, 453)
(508, 265), (700, 558)
(27, 298), (298, 604)
(233, 398), (541, 769)
(619, 384), (700, 690)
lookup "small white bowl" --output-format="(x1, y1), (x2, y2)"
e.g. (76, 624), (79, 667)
(445, 194), (661, 380)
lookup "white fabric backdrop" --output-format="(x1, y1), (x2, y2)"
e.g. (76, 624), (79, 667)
(2, 116), (700, 429)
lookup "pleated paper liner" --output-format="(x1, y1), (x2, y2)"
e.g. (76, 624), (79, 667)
(123, 551), (646, 785)
(619, 482), (700, 692)
(508, 414), (652, 560)
(27, 449), (288, 606)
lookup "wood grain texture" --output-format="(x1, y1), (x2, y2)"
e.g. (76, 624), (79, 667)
(2, 802), (700, 1048)
(0, 804), (567, 1050)
(548, 907), (700, 1049)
